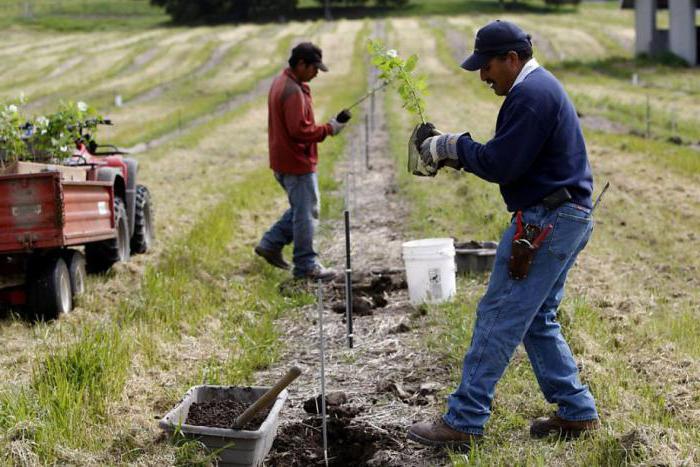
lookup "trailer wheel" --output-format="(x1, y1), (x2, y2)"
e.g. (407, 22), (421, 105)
(130, 185), (154, 254)
(27, 256), (72, 320)
(63, 250), (86, 298)
(85, 197), (130, 273)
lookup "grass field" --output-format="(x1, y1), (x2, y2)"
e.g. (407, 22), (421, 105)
(1, 0), (699, 465)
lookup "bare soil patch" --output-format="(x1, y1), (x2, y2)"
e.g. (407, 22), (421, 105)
(268, 413), (406, 466)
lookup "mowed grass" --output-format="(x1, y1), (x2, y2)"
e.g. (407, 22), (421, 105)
(0, 16), (370, 463)
(384, 7), (700, 466)
(1, 1), (699, 464)
(0, 0), (167, 30)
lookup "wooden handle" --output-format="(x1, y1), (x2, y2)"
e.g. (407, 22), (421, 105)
(233, 366), (302, 429)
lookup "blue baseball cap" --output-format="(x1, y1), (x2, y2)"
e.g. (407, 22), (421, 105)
(461, 20), (532, 71)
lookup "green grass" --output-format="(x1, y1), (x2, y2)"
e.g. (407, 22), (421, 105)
(0, 18), (370, 463)
(298, 0), (576, 18)
(0, 326), (130, 458)
(0, 0), (167, 30)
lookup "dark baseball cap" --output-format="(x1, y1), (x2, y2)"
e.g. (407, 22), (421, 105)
(461, 20), (532, 71)
(290, 42), (328, 72)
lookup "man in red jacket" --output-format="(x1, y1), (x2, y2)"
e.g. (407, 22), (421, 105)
(255, 42), (351, 281)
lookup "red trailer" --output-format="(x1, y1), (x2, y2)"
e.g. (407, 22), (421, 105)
(0, 167), (117, 319)
(1, 118), (153, 319)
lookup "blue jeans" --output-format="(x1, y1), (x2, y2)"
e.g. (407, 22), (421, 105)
(259, 172), (320, 277)
(444, 202), (598, 435)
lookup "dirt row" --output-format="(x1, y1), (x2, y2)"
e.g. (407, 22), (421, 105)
(255, 22), (453, 466)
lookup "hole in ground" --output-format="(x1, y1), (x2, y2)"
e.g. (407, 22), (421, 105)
(267, 416), (402, 466)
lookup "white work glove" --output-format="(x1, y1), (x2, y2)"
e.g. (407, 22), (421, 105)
(328, 117), (346, 136)
(419, 133), (462, 172)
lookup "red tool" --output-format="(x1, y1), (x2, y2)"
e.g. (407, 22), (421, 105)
(512, 210), (552, 248)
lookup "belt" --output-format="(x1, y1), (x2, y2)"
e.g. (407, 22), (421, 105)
(541, 187), (572, 210)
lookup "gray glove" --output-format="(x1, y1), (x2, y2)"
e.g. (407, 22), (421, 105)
(419, 133), (461, 171)
(328, 117), (346, 136)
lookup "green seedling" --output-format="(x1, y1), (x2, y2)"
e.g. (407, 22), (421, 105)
(367, 39), (428, 123)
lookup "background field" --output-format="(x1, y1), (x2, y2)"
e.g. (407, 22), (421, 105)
(0, 0), (698, 465)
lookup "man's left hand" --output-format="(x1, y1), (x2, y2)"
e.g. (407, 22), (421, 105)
(328, 117), (346, 136)
(419, 133), (462, 171)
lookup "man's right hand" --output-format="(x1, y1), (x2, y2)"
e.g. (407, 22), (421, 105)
(414, 122), (441, 151)
(336, 109), (352, 123)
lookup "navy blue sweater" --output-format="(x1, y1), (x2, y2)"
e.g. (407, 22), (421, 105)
(457, 67), (593, 212)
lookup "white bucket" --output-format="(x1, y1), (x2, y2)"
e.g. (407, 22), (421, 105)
(402, 238), (456, 304)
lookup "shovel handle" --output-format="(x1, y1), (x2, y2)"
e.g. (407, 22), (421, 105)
(233, 366), (302, 429)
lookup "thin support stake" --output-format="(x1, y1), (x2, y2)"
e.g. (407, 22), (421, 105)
(317, 281), (329, 467)
(344, 171), (350, 213)
(370, 91), (375, 133)
(351, 139), (357, 214)
(365, 114), (370, 170)
(344, 210), (354, 349)
(645, 95), (651, 139)
(346, 80), (389, 111)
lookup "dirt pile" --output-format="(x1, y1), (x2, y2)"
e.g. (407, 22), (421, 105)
(185, 399), (270, 431)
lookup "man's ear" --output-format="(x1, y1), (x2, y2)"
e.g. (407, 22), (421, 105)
(508, 50), (520, 65)
(508, 51), (519, 67)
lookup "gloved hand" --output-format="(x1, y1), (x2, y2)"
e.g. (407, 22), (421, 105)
(336, 109), (352, 123)
(419, 132), (462, 172)
(328, 117), (346, 136)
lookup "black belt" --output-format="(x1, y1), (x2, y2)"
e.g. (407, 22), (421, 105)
(541, 187), (572, 210)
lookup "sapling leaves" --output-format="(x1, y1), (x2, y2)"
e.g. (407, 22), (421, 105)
(0, 99), (103, 162)
(367, 39), (427, 123)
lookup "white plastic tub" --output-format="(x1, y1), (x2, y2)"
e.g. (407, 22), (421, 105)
(159, 385), (288, 467)
(402, 238), (456, 304)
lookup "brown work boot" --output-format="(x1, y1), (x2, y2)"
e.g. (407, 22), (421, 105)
(530, 414), (600, 439)
(297, 264), (338, 283)
(408, 418), (481, 451)
(254, 245), (290, 270)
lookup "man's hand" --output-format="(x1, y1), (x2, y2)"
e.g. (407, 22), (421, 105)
(336, 109), (352, 123)
(329, 109), (352, 136)
(328, 117), (345, 136)
(419, 133), (462, 171)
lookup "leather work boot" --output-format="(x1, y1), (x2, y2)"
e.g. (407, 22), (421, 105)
(298, 264), (338, 283)
(254, 245), (290, 270)
(530, 414), (600, 439)
(407, 418), (481, 451)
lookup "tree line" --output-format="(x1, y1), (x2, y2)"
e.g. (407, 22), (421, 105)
(150, 0), (408, 23)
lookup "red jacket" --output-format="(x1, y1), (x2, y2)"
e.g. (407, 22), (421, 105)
(268, 68), (332, 174)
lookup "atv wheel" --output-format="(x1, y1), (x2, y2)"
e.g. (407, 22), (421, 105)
(130, 185), (154, 254)
(63, 249), (86, 298)
(86, 197), (130, 273)
(27, 255), (72, 320)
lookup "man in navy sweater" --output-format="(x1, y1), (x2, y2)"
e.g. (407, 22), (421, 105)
(408, 20), (600, 450)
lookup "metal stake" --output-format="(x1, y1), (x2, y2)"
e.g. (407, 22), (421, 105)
(364, 114), (370, 170)
(316, 281), (329, 467)
(370, 91), (375, 133)
(351, 138), (357, 214)
(645, 95), (650, 139)
(344, 210), (354, 349)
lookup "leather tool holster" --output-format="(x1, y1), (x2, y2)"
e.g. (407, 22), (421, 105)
(508, 211), (553, 280)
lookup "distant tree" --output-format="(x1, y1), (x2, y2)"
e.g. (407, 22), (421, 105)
(150, 0), (298, 23)
(312, 0), (407, 7)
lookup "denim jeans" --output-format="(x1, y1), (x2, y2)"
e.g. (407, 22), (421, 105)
(444, 202), (598, 435)
(259, 172), (320, 277)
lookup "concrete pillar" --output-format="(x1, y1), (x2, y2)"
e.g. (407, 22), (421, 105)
(635, 0), (657, 55)
(669, 0), (697, 64)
